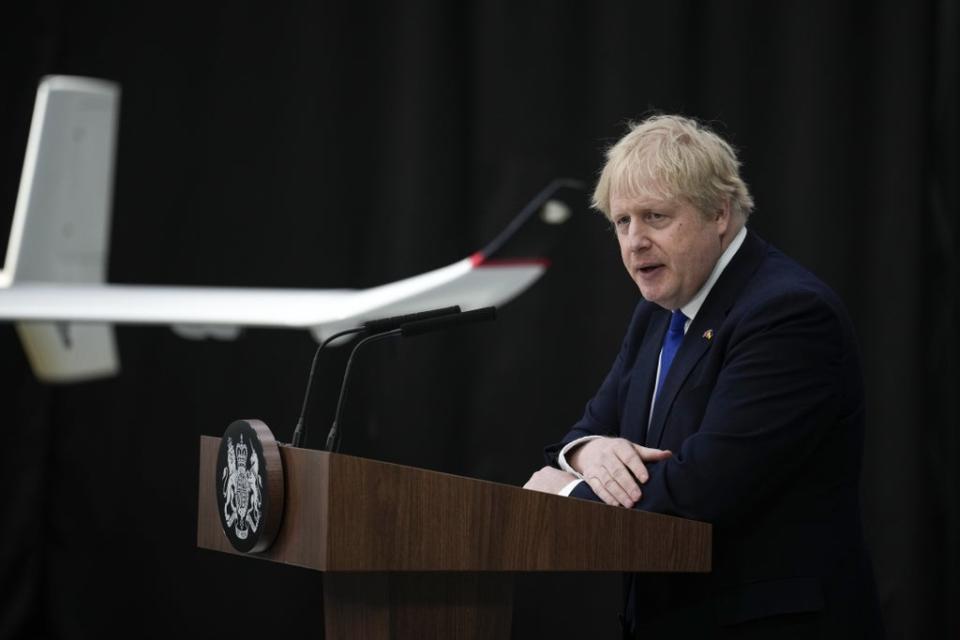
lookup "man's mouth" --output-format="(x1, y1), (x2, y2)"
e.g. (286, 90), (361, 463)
(637, 264), (664, 276)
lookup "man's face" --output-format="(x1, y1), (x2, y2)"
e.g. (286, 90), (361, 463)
(610, 192), (730, 310)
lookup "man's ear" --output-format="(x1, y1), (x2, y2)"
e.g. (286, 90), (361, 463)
(715, 199), (732, 235)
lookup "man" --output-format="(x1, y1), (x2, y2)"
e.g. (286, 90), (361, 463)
(524, 115), (881, 637)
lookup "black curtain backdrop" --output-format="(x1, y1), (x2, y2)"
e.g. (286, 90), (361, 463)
(1, 1), (956, 638)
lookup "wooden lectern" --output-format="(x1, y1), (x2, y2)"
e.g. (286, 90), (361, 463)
(197, 436), (711, 638)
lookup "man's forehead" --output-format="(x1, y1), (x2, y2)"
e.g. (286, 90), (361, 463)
(609, 191), (679, 214)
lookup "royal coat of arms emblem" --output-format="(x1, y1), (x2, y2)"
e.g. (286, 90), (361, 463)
(221, 434), (262, 539)
(214, 419), (284, 553)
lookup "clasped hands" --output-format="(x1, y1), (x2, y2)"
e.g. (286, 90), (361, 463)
(523, 437), (671, 508)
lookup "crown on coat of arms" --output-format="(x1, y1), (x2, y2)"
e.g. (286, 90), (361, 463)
(236, 436), (248, 464)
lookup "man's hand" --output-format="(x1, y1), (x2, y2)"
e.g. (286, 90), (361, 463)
(523, 466), (577, 494)
(569, 438), (672, 507)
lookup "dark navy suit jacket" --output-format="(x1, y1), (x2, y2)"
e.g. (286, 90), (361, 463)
(546, 231), (882, 635)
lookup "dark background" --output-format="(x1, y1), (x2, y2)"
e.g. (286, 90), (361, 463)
(1, 1), (956, 637)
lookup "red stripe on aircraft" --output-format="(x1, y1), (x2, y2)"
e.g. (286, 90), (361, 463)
(469, 252), (550, 268)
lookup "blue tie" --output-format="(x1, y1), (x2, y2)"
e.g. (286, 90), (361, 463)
(626, 310), (687, 633)
(655, 310), (688, 406)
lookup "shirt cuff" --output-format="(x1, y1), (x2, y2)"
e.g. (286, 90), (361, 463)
(558, 479), (583, 497)
(558, 435), (605, 478)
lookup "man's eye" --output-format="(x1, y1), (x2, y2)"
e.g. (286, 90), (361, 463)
(646, 212), (666, 223)
(615, 216), (630, 227)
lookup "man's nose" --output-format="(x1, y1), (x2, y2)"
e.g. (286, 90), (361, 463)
(627, 223), (651, 251)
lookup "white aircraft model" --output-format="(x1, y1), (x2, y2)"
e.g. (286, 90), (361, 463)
(0, 76), (580, 383)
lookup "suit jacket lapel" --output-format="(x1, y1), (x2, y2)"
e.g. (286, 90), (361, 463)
(622, 309), (669, 445)
(645, 230), (768, 448)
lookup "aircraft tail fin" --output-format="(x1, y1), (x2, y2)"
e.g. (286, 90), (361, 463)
(3, 76), (121, 382)
(472, 178), (583, 265)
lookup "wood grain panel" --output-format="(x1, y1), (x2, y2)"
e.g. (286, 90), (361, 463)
(198, 436), (711, 573)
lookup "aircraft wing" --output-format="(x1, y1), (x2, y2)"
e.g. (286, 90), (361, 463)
(0, 256), (543, 336)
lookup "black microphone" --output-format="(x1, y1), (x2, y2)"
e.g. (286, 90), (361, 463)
(323, 306), (497, 452)
(363, 305), (461, 333)
(400, 306), (497, 337)
(291, 305), (462, 448)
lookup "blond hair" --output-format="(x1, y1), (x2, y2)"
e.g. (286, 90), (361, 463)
(592, 115), (754, 221)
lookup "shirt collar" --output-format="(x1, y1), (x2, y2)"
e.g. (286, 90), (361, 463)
(679, 225), (747, 324)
